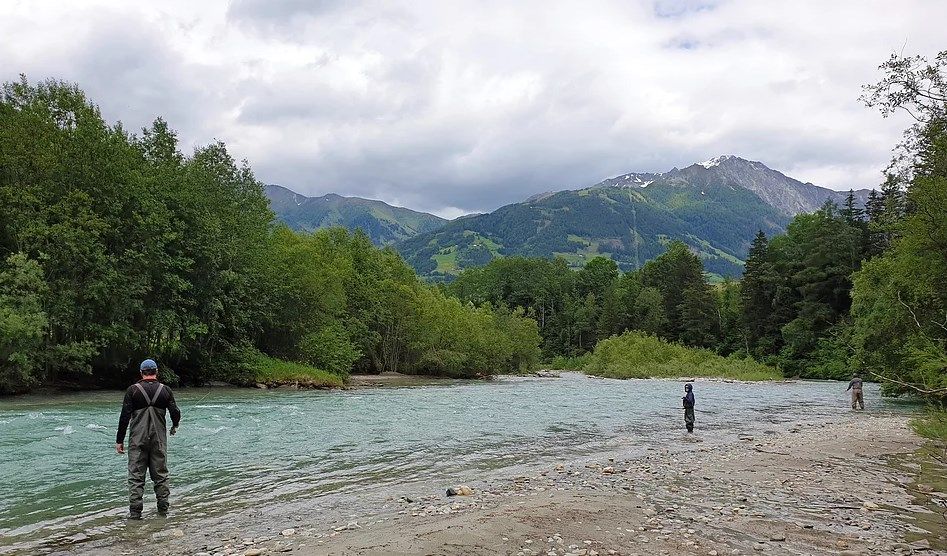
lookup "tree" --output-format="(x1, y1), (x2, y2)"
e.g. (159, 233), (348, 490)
(0, 254), (49, 393)
(842, 189), (865, 224)
(640, 241), (714, 343)
(715, 279), (745, 355)
(850, 50), (947, 399)
(741, 231), (782, 356)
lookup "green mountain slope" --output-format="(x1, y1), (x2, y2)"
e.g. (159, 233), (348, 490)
(397, 178), (788, 279)
(265, 185), (447, 244)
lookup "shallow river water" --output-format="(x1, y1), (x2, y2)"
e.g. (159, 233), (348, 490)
(0, 374), (908, 554)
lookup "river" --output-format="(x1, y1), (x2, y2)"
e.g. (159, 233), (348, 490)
(0, 374), (907, 554)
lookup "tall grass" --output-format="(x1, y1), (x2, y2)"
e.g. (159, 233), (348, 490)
(215, 346), (346, 388)
(583, 332), (781, 381)
(911, 408), (947, 441)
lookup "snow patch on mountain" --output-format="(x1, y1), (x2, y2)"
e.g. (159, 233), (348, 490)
(698, 155), (736, 169)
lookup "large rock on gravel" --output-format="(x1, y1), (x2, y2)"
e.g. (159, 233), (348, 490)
(446, 485), (474, 496)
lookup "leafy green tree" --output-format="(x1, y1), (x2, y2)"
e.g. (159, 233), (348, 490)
(0, 254), (48, 393)
(850, 50), (947, 398)
(639, 241), (713, 343)
(678, 284), (719, 348)
(633, 287), (668, 336)
(715, 279), (745, 355)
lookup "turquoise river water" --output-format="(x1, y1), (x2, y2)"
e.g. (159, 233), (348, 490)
(0, 374), (906, 554)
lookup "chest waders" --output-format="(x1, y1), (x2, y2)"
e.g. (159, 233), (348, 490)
(684, 406), (695, 432)
(127, 383), (171, 516)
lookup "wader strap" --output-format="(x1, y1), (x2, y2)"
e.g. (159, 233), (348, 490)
(133, 382), (165, 406)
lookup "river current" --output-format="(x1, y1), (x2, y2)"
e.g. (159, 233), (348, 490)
(0, 374), (905, 554)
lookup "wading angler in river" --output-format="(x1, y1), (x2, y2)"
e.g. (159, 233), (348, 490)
(115, 359), (182, 519)
(847, 373), (865, 410)
(683, 383), (696, 433)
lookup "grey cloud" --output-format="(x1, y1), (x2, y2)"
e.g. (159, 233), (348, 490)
(227, 0), (346, 27)
(0, 0), (941, 217)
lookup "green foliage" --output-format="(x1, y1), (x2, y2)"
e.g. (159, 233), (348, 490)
(639, 241), (718, 344)
(547, 353), (592, 371)
(450, 241), (723, 359)
(0, 77), (273, 387)
(298, 324), (360, 377)
(211, 344), (345, 388)
(850, 51), (947, 401)
(0, 254), (48, 393)
(410, 289), (541, 377)
(0, 77), (542, 392)
(738, 203), (871, 377)
(583, 332), (780, 381)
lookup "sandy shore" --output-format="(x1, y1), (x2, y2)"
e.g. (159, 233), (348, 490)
(173, 413), (946, 556)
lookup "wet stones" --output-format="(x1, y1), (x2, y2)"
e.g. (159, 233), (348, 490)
(446, 485), (474, 496)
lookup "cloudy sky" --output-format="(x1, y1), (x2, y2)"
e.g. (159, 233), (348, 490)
(1, 1), (942, 217)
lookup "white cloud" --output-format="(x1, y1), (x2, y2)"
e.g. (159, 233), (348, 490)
(0, 0), (940, 214)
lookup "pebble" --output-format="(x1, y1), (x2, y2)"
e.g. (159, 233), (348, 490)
(280, 529), (295, 537)
(243, 550), (264, 556)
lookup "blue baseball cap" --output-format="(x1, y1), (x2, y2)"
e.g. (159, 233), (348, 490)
(139, 359), (158, 372)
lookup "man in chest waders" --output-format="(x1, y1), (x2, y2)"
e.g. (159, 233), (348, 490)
(847, 374), (864, 410)
(115, 359), (181, 519)
(683, 383), (696, 433)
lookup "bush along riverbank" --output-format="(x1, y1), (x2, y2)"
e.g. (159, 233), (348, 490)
(582, 332), (782, 381)
(218, 350), (347, 389)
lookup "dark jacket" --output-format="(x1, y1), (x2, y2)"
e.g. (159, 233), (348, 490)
(116, 379), (181, 443)
(683, 390), (695, 409)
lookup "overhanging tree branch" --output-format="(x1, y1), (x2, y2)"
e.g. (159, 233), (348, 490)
(869, 370), (947, 396)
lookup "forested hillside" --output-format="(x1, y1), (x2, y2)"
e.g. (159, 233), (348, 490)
(397, 156), (864, 280)
(400, 179), (788, 279)
(0, 77), (540, 394)
(265, 184), (446, 245)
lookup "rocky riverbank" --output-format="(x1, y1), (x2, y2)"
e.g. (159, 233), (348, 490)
(126, 413), (946, 556)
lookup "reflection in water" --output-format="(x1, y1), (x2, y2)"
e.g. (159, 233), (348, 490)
(0, 374), (904, 554)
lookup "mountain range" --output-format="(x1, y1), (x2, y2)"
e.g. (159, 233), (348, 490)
(265, 184), (446, 244)
(265, 156), (871, 279)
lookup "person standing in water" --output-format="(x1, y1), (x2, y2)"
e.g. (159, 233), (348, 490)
(116, 359), (181, 519)
(847, 374), (864, 410)
(683, 383), (696, 432)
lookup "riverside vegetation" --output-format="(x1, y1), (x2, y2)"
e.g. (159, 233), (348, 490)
(0, 77), (541, 394)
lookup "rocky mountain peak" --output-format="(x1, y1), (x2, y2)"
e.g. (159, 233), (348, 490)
(598, 156), (869, 217)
